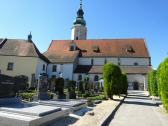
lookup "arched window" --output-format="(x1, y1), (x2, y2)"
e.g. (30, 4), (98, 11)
(78, 75), (82, 81)
(94, 75), (99, 81)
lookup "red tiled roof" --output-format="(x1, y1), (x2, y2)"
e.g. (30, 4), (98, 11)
(74, 65), (152, 74)
(44, 39), (150, 63)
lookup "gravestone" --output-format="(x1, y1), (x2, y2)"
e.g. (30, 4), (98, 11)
(39, 74), (50, 100)
(0, 74), (16, 98)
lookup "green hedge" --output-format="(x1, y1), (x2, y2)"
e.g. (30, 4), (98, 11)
(149, 70), (158, 96)
(159, 58), (168, 112)
(103, 63), (122, 99)
(19, 92), (36, 101)
(121, 74), (128, 95)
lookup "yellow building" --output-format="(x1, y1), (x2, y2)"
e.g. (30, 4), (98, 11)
(0, 34), (49, 86)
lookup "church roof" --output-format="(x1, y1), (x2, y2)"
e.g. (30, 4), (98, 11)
(44, 39), (150, 63)
(0, 38), (49, 63)
(74, 65), (152, 74)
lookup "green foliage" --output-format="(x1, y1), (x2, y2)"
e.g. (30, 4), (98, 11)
(67, 80), (76, 99)
(157, 63), (163, 97)
(78, 81), (85, 94)
(88, 95), (107, 101)
(19, 92), (35, 101)
(15, 75), (29, 91)
(149, 70), (158, 96)
(159, 58), (168, 112)
(55, 78), (64, 95)
(148, 72), (152, 95)
(121, 74), (128, 94)
(103, 63), (122, 99)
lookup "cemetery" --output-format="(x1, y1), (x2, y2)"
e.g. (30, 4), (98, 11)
(0, 74), (88, 126)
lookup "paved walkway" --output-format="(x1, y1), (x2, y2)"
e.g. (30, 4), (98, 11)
(109, 91), (168, 126)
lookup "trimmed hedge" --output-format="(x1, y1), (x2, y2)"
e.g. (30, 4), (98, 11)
(121, 74), (128, 95)
(159, 58), (168, 112)
(157, 63), (163, 97)
(149, 70), (158, 96)
(103, 63), (122, 99)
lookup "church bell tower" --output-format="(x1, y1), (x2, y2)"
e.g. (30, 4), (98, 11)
(71, 0), (87, 40)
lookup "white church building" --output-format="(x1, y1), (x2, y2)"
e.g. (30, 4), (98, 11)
(44, 1), (152, 90)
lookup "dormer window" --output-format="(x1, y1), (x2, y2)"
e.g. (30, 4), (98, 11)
(126, 45), (135, 53)
(92, 45), (100, 53)
(69, 41), (77, 51)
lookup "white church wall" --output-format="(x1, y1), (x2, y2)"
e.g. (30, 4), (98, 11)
(127, 74), (148, 90)
(73, 73), (102, 82)
(120, 58), (150, 66)
(36, 58), (47, 79)
(79, 58), (92, 65)
(106, 58), (118, 65)
(47, 63), (73, 80)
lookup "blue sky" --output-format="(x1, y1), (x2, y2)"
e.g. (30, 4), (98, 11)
(0, 0), (168, 68)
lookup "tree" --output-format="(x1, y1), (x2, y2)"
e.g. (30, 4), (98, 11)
(55, 78), (64, 96)
(150, 70), (158, 96)
(67, 80), (76, 99)
(159, 58), (168, 112)
(157, 62), (163, 97)
(147, 72), (152, 95)
(103, 63), (122, 99)
(121, 74), (128, 94)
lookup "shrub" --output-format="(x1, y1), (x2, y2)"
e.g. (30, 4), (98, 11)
(148, 72), (152, 95)
(55, 78), (64, 95)
(78, 81), (85, 94)
(103, 63), (122, 99)
(121, 74), (128, 95)
(149, 70), (158, 96)
(157, 63), (163, 97)
(19, 92), (35, 101)
(67, 80), (76, 99)
(159, 58), (168, 112)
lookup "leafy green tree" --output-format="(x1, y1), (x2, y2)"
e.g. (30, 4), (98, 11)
(103, 63), (122, 99)
(121, 74), (128, 94)
(150, 70), (158, 96)
(159, 58), (168, 112)
(67, 80), (76, 99)
(55, 78), (64, 95)
(157, 62), (163, 97)
(148, 72), (152, 95)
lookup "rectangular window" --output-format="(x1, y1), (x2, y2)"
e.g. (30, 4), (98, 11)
(52, 65), (57, 72)
(7, 62), (14, 71)
(42, 64), (45, 71)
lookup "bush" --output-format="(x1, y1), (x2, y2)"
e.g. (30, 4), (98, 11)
(78, 81), (85, 94)
(89, 95), (107, 101)
(19, 92), (35, 101)
(149, 70), (158, 96)
(159, 58), (168, 112)
(55, 78), (64, 95)
(157, 63), (163, 97)
(103, 63), (122, 99)
(67, 80), (76, 99)
(148, 72), (152, 95)
(121, 74), (128, 94)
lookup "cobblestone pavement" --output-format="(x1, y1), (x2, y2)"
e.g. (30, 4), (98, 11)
(109, 90), (168, 126)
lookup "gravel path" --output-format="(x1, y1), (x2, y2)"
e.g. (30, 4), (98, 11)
(109, 91), (168, 126)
